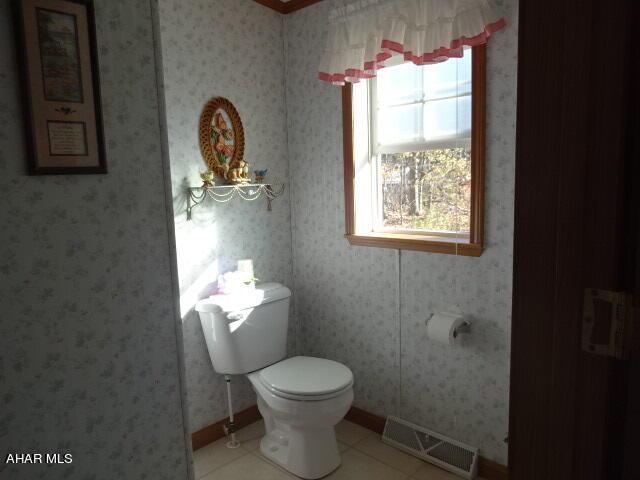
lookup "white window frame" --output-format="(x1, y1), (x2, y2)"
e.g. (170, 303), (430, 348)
(365, 55), (473, 238)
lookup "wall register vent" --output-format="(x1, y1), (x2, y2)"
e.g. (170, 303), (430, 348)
(382, 416), (478, 479)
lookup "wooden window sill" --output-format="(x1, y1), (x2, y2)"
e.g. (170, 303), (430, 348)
(345, 233), (483, 256)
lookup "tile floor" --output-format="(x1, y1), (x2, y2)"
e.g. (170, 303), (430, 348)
(193, 420), (486, 480)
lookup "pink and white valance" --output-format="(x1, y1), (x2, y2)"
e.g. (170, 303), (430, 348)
(318, 0), (506, 85)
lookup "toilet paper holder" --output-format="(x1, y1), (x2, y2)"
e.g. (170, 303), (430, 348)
(426, 313), (471, 338)
(453, 320), (471, 338)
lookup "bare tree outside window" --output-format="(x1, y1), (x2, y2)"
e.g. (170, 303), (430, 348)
(380, 147), (471, 233)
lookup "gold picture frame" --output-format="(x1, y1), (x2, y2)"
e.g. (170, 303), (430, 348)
(15, 0), (107, 174)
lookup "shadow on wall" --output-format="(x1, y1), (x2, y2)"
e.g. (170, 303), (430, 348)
(174, 213), (257, 433)
(174, 175), (220, 319)
(171, 177), (270, 433)
(173, 177), (191, 229)
(179, 259), (218, 319)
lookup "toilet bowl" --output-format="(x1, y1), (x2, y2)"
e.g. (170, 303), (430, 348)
(196, 283), (354, 479)
(247, 356), (354, 479)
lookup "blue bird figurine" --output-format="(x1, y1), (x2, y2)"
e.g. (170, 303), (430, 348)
(254, 169), (268, 183)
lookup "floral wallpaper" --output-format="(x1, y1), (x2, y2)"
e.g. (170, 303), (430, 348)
(1, 0), (517, 475)
(284, 0), (518, 464)
(156, 0), (294, 433)
(0, 0), (190, 479)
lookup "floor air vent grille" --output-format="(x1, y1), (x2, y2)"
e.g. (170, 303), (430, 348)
(382, 416), (478, 479)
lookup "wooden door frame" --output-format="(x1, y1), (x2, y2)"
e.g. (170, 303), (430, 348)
(509, 1), (638, 479)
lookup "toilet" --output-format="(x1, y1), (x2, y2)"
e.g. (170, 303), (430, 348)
(196, 283), (354, 479)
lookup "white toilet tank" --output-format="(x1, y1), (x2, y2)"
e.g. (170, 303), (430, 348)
(196, 283), (291, 374)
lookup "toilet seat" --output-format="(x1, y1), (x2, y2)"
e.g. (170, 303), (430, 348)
(258, 356), (353, 401)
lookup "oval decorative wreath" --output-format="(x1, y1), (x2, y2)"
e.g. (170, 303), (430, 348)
(199, 97), (245, 180)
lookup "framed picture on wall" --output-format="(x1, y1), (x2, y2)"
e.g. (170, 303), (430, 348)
(14, 0), (106, 174)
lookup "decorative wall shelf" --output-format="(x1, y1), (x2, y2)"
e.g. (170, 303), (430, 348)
(186, 183), (286, 220)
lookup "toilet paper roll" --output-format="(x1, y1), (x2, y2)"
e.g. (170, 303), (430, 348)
(427, 313), (466, 345)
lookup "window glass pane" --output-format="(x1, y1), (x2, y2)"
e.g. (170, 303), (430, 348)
(423, 49), (472, 100)
(371, 47), (474, 235)
(423, 59), (458, 100)
(376, 62), (423, 106)
(423, 96), (470, 141)
(457, 94), (472, 137)
(379, 153), (403, 226)
(377, 103), (423, 145)
(457, 50), (472, 93)
(379, 148), (471, 234)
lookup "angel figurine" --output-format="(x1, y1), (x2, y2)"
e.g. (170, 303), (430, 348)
(210, 112), (235, 177)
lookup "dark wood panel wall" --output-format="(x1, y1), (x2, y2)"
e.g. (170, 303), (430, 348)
(510, 3), (592, 478)
(621, 6), (640, 478)
(510, 1), (636, 479)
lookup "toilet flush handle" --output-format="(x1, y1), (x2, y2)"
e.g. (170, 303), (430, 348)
(227, 312), (244, 321)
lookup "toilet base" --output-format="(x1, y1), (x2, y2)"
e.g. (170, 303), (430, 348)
(259, 422), (341, 479)
(247, 368), (353, 479)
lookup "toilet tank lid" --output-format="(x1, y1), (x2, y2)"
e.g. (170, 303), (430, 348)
(196, 283), (291, 314)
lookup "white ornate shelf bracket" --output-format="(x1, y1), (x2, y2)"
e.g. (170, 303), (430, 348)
(186, 183), (286, 220)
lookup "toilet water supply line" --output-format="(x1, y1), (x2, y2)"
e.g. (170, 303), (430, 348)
(224, 375), (241, 448)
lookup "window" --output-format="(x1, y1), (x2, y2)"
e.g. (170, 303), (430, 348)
(343, 45), (486, 256)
